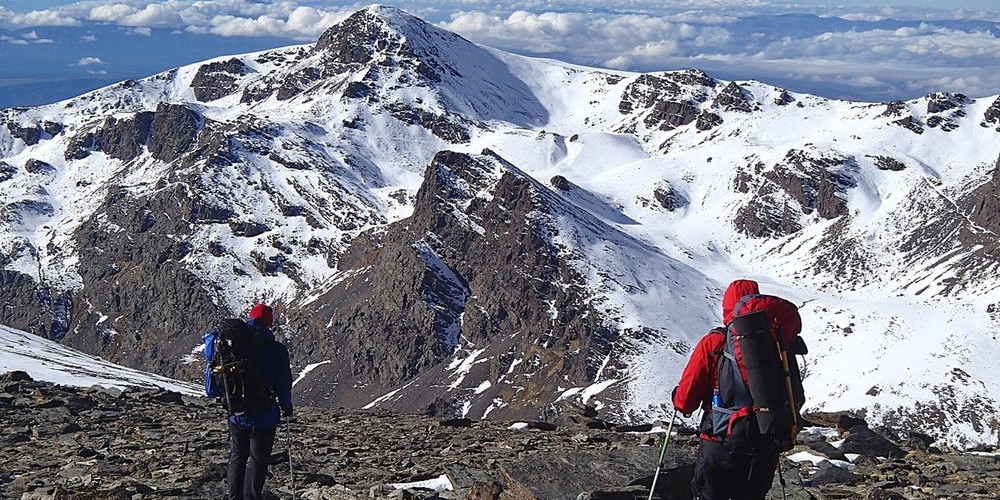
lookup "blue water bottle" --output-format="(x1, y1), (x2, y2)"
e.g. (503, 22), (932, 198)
(712, 387), (722, 407)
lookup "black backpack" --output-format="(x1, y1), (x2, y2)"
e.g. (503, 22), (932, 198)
(207, 319), (273, 416)
(704, 294), (807, 456)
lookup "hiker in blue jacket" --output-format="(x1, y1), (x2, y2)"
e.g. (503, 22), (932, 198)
(205, 303), (293, 500)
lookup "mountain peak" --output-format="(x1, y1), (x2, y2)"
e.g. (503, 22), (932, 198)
(305, 5), (546, 124)
(313, 4), (449, 66)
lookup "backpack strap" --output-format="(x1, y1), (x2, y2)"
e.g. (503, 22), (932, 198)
(731, 294), (761, 322)
(707, 327), (727, 353)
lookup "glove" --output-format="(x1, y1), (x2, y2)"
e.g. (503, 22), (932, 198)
(282, 406), (293, 419)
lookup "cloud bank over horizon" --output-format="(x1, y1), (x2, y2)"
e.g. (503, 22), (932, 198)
(1, 0), (999, 104)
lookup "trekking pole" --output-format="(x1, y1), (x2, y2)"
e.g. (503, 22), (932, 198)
(647, 409), (677, 500)
(283, 325), (296, 499)
(286, 414), (296, 498)
(777, 457), (787, 500)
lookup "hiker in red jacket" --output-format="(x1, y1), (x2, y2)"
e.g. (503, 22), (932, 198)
(672, 279), (780, 500)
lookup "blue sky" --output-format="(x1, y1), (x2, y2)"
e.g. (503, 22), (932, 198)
(1, 1), (999, 108)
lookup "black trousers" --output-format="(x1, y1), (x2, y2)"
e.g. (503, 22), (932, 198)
(227, 423), (277, 500)
(691, 439), (779, 500)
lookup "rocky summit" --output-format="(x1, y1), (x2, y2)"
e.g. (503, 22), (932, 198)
(2, 372), (998, 500)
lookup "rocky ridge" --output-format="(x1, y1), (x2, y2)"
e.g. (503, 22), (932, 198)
(2, 373), (998, 500)
(286, 150), (627, 417)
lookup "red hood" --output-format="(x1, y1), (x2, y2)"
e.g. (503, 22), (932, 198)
(722, 279), (759, 324)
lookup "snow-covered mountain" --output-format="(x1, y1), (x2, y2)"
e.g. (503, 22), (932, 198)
(2, 5), (999, 446)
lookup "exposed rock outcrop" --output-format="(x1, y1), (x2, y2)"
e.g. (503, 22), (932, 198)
(147, 102), (201, 162)
(23, 158), (53, 174)
(5, 121), (42, 146)
(981, 96), (1000, 131)
(713, 82), (754, 113)
(0, 161), (16, 182)
(880, 101), (907, 118)
(64, 183), (221, 379)
(93, 111), (155, 162)
(191, 58), (253, 102)
(961, 154), (1000, 237)
(868, 155), (907, 172)
(652, 184), (687, 211)
(385, 102), (469, 143)
(775, 89), (795, 106)
(619, 71), (717, 132)
(893, 116), (924, 134)
(925, 92), (968, 114)
(695, 111), (723, 131)
(62, 103), (202, 163)
(732, 150), (855, 237)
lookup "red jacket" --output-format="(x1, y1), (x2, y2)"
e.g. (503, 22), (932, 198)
(672, 279), (759, 417)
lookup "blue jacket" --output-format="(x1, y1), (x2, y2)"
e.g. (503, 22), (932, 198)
(203, 319), (293, 429)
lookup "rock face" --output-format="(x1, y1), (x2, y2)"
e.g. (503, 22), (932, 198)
(924, 92), (968, 131)
(5, 121), (43, 145)
(66, 103), (201, 162)
(0, 161), (14, 182)
(652, 184), (687, 211)
(69, 193), (218, 377)
(982, 96), (1000, 131)
(93, 111), (155, 162)
(618, 71), (717, 133)
(964, 154), (1000, 234)
(191, 58), (253, 102)
(147, 102), (201, 162)
(732, 149), (854, 237)
(3, 374), (999, 500)
(712, 82), (754, 113)
(288, 151), (619, 418)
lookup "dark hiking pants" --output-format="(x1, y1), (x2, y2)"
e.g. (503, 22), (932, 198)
(228, 423), (277, 500)
(692, 439), (779, 500)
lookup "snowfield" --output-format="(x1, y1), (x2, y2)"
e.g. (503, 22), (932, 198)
(0, 324), (200, 395)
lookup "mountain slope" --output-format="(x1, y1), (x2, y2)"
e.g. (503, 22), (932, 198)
(1, 5), (999, 446)
(0, 324), (199, 395)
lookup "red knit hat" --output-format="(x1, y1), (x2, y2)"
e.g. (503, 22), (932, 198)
(249, 303), (273, 328)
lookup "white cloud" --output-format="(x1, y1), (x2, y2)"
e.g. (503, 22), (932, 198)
(127, 26), (152, 36)
(76, 56), (104, 66)
(81, 34), (97, 42)
(207, 14), (286, 37)
(120, 3), (183, 27)
(441, 10), (740, 72)
(286, 6), (342, 33)
(7, 39), (28, 45)
(0, 1), (998, 101)
(204, 7), (347, 39)
(24, 30), (39, 40)
(6, 8), (80, 26)
(88, 4), (138, 23)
